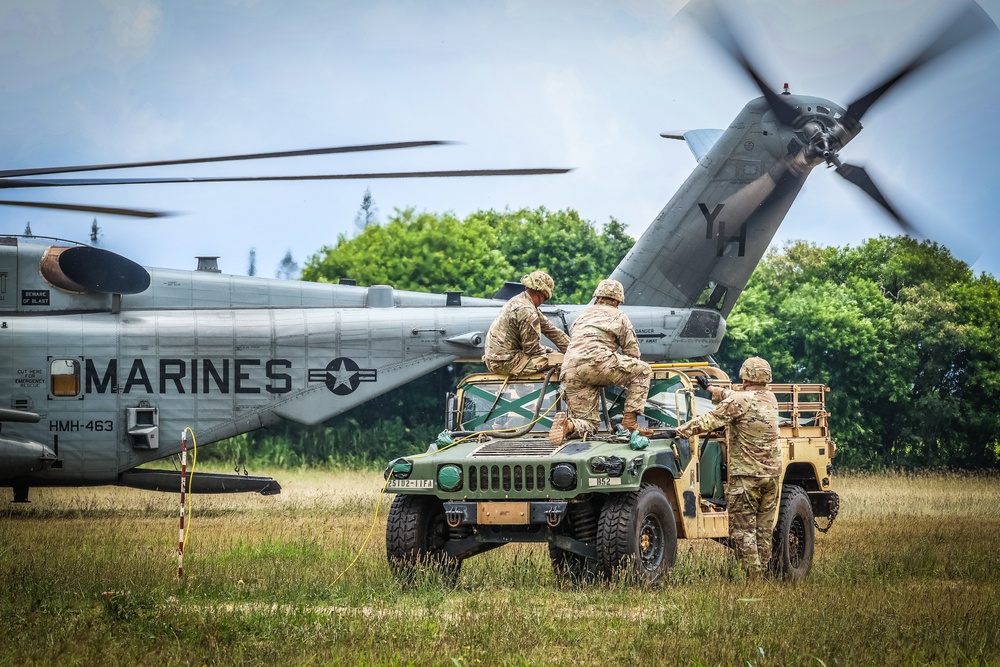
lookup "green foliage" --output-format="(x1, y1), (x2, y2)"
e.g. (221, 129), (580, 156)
(302, 206), (633, 302)
(205, 413), (436, 470)
(204, 416), (436, 470)
(302, 208), (514, 296)
(468, 207), (634, 303)
(718, 237), (1000, 469)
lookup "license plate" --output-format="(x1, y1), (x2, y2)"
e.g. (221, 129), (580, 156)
(588, 477), (622, 487)
(478, 501), (530, 525)
(387, 479), (434, 490)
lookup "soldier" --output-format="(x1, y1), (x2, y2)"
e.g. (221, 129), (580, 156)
(483, 270), (570, 376)
(672, 357), (781, 576)
(549, 278), (653, 446)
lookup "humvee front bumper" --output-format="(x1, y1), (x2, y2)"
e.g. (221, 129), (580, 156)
(443, 500), (568, 527)
(440, 500), (597, 560)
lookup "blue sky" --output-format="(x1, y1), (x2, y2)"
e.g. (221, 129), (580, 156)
(1, 0), (998, 279)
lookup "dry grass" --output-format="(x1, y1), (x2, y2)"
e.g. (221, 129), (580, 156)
(2, 469), (998, 666)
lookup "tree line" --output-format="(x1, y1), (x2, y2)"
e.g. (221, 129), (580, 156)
(716, 237), (999, 469)
(209, 207), (999, 471)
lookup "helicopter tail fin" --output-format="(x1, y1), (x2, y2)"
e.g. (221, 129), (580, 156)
(659, 129), (724, 163)
(613, 113), (808, 318)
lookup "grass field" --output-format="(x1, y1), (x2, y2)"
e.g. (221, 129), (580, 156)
(2, 469), (998, 666)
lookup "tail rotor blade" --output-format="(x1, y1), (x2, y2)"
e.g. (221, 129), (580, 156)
(835, 163), (920, 237)
(687, 0), (800, 126)
(845, 2), (998, 123)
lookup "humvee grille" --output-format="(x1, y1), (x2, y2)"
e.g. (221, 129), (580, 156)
(471, 441), (558, 457)
(467, 464), (547, 493)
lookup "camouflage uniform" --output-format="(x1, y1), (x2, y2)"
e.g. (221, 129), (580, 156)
(483, 290), (569, 376)
(676, 385), (780, 574)
(560, 303), (651, 435)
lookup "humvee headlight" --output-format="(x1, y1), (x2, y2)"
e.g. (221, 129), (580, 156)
(383, 457), (412, 480)
(604, 456), (626, 477)
(590, 456), (607, 473)
(437, 464), (463, 492)
(550, 463), (577, 491)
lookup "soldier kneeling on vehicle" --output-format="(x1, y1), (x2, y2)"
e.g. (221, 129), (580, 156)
(549, 278), (653, 446)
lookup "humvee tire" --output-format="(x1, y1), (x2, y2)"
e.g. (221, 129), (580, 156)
(386, 494), (460, 582)
(597, 484), (677, 584)
(770, 485), (815, 581)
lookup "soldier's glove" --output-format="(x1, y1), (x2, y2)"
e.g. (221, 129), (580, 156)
(695, 375), (712, 391)
(662, 428), (677, 439)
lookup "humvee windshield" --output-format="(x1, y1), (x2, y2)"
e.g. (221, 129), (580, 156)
(458, 380), (561, 432)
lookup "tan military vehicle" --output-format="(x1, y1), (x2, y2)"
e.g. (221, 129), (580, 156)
(384, 363), (839, 583)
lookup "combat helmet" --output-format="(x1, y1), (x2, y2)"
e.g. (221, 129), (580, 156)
(739, 356), (772, 384)
(592, 278), (625, 303)
(521, 270), (554, 300)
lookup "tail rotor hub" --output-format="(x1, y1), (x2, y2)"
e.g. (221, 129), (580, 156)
(797, 119), (841, 165)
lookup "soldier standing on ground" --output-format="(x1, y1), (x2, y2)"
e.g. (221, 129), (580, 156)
(673, 357), (781, 576)
(483, 270), (570, 376)
(549, 278), (653, 446)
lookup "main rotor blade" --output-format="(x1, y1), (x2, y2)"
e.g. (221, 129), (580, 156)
(0, 199), (169, 218)
(835, 163), (920, 237)
(0, 168), (572, 189)
(845, 2), (998, 124)
(0, 141), (451, 179)
(687, 0), (800, 126)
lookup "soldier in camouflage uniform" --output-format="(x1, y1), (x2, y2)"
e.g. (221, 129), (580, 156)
(549, 278), (653, 446)
(674, 357), (781, 576)
(483, 270), (570, 376)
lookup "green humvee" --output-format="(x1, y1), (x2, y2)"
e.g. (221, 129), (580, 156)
(384, 363), (839, 584)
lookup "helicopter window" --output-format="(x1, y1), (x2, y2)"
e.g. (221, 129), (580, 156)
(50, 359), (81, 397)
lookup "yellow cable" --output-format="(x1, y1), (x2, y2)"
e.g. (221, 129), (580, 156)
(331, 473), (392, 586)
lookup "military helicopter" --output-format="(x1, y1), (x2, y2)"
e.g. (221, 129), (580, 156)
(0, 139), (724, 502)
(1, 1), (993, 502)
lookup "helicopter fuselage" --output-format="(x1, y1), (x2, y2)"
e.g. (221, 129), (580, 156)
(0, 237), (724, 492)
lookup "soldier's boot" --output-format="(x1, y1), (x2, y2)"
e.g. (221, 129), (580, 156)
(549, 412), (574, 447)
(622, 412), (654, 437)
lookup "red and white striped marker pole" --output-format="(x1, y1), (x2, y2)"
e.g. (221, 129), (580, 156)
(178, 431), (187, 579)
